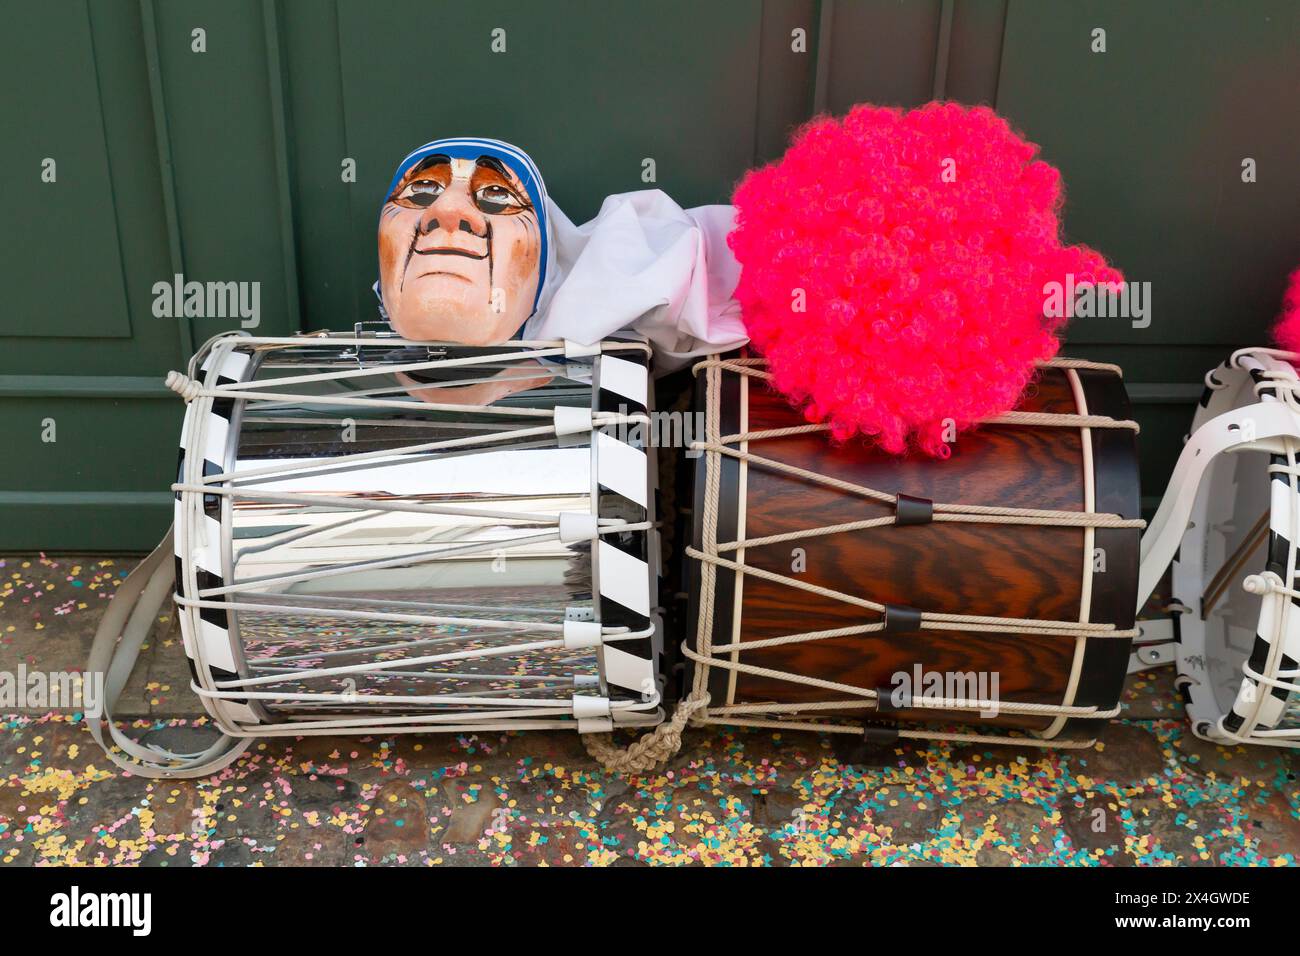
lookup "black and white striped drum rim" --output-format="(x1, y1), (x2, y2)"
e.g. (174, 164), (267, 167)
(175, 337), (258, 734)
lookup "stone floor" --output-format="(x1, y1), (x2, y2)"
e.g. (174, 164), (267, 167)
(2, 553), (1298, 866)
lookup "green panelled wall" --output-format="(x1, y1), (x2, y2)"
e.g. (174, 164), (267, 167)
(1, 0), (1298, 549)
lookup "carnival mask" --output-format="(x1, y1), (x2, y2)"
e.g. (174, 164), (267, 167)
(378, 138), (550, 345)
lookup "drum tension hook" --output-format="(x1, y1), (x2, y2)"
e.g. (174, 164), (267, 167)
(339, 321), (448, 369)
(1127, 616), (1178, 673)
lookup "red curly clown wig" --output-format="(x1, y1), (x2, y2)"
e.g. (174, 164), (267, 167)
(1273, 266), (1300, 353)
(728, 102), (1123, 457)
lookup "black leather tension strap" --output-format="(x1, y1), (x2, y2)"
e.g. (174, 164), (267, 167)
(875, 687), (905, 712)
(882, 603), (923, 634)
(894, 493), (934, 526)
(861, 721), (900, 745)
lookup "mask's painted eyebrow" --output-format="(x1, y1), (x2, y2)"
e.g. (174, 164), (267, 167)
(475, 156), (509, 178)
(390, 155), (451, 198)
(411, 154), (451, 175)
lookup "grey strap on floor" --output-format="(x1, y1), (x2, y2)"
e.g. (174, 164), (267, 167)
(84, 526), (251, 778)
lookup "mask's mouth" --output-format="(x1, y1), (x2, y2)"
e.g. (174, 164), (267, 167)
(400, 223), (492, 291)
(412, 245), (488, 260)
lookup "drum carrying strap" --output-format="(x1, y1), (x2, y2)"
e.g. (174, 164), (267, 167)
(84, 526), (252, 779)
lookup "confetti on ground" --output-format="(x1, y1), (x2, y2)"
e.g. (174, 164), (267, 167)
(1, 554), (1298, 866)
(2, 713), (1298, 866)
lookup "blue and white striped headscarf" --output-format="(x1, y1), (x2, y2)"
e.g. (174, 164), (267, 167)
(380, 136), (554, 315)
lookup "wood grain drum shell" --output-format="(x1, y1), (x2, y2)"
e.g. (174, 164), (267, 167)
(683, 355), (1142, 744)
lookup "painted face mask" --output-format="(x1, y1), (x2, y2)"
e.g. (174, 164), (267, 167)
(377, 138), (551, 345)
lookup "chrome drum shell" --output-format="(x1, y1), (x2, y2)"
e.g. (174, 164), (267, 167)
(172, 333), (662, 739)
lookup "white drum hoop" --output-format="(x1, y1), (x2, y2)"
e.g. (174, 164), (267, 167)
(1140, 348), (1300, 746)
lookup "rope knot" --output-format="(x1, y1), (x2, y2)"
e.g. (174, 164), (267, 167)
(582, 692), (711, 774)
(1243, 573), (1275, 596)
(165, 371), (203, 402)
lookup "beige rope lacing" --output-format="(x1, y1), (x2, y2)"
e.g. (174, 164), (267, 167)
(690, 357), (1140, 435)
(585, 355), (1144, 772)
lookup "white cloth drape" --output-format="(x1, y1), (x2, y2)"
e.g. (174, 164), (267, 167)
(523, 190), (748, 372)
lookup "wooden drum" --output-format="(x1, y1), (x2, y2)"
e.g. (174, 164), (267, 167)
(681, 354), (1143, 748)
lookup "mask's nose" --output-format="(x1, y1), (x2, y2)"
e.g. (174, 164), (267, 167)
(418, 180), (487, 239)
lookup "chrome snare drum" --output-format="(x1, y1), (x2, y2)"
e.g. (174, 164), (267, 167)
(89, 332), (662, 776)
